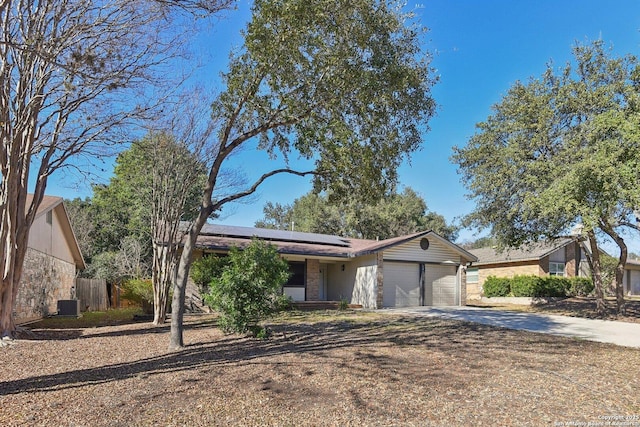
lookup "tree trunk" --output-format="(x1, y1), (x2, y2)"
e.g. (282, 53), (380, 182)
(169, 222), (203, 350)
(599, 220), (627, 315)
(586, 231), (607, 316)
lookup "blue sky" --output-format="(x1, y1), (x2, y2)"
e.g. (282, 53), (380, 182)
(46, 0), (640, 253)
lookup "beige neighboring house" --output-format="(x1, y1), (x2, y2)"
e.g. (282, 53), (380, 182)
(624, 259), (640, 296)
(14, 195), (85, 324)
(466, 237), (589, 300)
(189, 224), (476, 309)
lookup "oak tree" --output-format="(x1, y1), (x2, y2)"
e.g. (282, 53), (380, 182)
(169, 0), (437, 349)
(452, 41), (640, 315)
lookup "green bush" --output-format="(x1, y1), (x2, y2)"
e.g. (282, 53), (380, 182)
(537, 276), (569, 297)
(510, 275), (539, 297)
(121, 279), (154, 313)
(204, 239), (291, 336)
(190, 255), (230, 295)
(483, 276), (511, 297)
(566, 277), (594, 297)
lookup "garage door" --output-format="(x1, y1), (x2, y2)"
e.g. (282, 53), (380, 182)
(383, 262), (420, 307)
(425, 265), (457, 306)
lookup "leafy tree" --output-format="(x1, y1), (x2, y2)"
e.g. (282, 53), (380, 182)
(91, 133), (207, 324)
(65, 198), (97, 263)
(170, 0), (437, 349)
(0, 0), (231, 337)
(256, 188), (458, 240)
(190, 255), (231, 296)
(459, 236), (497, 250)
(452, 40), (640, 315)
(204, 239), (290, 336)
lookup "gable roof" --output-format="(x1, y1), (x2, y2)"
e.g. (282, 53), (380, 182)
(469, 237), (576, 266)
(194, 224), (476, 263)
(27, 194), (85, 269)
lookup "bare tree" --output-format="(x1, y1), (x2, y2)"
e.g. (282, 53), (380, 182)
(0, 0), (232, 338)
(147, 131), (208, 325)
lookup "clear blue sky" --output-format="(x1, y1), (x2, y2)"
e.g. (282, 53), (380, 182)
(45, 0), (640, 253)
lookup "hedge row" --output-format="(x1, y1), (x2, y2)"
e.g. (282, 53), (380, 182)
(483, 275), (594, 298)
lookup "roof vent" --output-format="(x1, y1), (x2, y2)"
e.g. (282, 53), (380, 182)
(420, 238), (430, 250)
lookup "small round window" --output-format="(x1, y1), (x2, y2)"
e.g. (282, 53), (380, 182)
(420, 238), (430, 250)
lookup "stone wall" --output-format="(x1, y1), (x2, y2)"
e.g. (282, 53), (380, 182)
(15, 248), (77, 324)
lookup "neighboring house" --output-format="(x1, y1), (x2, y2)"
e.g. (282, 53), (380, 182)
(14, 195), (85, 324)
(624, 259), (640, 296)
(189, 224), (477, 309)
(466, 237), (589, 300)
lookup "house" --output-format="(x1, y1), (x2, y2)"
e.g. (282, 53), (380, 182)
(466, 237), (589, 300)
(188, 224), (477, 309)
(624, 259), (640, 296)
(14, 195), (85, 324)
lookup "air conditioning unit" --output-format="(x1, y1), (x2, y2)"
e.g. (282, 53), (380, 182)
(57, 300), (80, 317)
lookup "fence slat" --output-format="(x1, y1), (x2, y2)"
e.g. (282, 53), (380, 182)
(76, 278), (108, 311)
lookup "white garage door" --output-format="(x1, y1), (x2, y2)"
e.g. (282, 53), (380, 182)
(383, 262), (420, 307)
(425, 265), (458, 306)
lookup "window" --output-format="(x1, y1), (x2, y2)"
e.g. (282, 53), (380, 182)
(285, 262), (306, 287)
(549, 262), (565, 276)
(46, 210), (52, 225)
(466, 268), (479, 284)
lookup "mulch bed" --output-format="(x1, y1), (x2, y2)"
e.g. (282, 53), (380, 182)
(1, 311), (639, 426)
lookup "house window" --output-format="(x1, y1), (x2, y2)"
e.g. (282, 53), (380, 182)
(549, 262), (565, 276)
(46, 210), (52, 225)
(467, 268), (479, 284)
(285, 262), (306, 287)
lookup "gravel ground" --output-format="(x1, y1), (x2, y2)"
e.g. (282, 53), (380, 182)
(1, 311), (639, 426)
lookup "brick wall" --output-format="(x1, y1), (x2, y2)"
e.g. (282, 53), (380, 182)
(306, 259), (320, 301)
(467, 261), (543, 299)
(565, 242), (577, 277)
(15, 248), (76, 324)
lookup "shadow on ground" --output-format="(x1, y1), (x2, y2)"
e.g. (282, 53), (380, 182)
(1, 314), (580, 397)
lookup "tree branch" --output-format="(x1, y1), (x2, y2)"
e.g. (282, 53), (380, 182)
(212, 169), (319, 211)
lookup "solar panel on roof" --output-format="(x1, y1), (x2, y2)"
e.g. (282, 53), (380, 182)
(200, 224), (351, 247)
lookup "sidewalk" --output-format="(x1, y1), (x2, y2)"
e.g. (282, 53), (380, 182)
(383, 306), (640, 348)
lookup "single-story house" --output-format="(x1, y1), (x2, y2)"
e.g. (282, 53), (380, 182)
(15, 195), (85, 324)
(624, 259), (640, 295)
(188, 224), (477, 309)
(466, 237), (589, 300)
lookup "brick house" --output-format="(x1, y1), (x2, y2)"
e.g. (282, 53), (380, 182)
(15, 195), (85, 324)
(188, 224), (476, 309)
(465, 237), (589, 300)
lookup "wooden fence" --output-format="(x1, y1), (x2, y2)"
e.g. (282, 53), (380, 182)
(76, 278), (109, 311)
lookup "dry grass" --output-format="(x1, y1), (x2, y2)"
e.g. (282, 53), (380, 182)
(1, 310), (639, 426)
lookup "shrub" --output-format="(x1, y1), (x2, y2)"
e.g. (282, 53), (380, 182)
(483, 276), (511, 297)
(537, 276), (569, 297)
(566, 277), (594, 297)
(510, 275), (539, 297)
(121, 279), (154, 313)
(204, 239), (291, 336)
(190, 255), (230, 295)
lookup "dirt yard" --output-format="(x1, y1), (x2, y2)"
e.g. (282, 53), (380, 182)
(1, 310), (639, 426)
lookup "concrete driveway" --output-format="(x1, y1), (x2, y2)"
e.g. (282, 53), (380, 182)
(382, 306), (640, 349)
